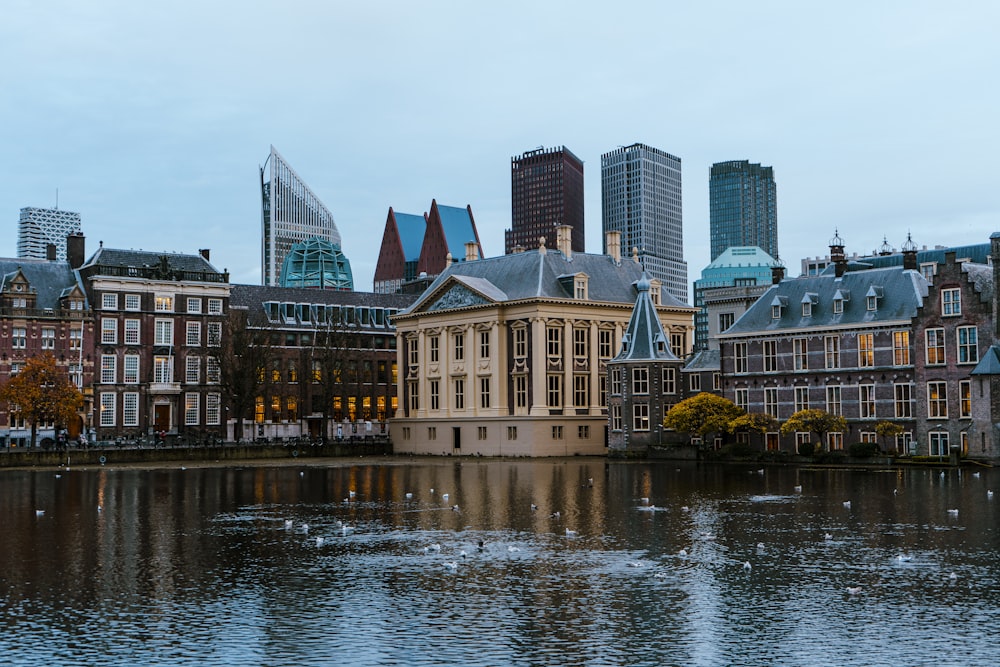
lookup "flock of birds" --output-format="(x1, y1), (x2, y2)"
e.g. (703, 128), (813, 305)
(35, 467), (994, 594)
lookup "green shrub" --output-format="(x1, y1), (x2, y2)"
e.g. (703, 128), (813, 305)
(797, 441), (816, 456)
(849, 441), (879, 458)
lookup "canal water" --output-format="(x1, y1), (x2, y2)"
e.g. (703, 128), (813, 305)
(1, 458), (997, 666)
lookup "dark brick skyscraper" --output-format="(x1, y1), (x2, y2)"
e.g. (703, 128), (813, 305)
(505, 146), (584, 254)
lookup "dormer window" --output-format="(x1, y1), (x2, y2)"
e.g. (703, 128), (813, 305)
(865, 286), (883, 311)
(832, 288), (849, 314)
(801, 293), (818, 317)
(770, 295), (788, 319)
(649, 279), (662, 305)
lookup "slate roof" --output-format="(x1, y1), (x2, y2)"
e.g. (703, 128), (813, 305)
(971, 345), (1000, 376)
(0, 258), (86, 309)
(81, 247), (221, 274)
(720, 266), (929, 336)
(402, 248), (691, 314)
(230, 284), (418, 313)
(683, 348), (720, 372)
(613, 275), (679, 362)
(823, 242), (990, 274)
(962, 263), (994, 305)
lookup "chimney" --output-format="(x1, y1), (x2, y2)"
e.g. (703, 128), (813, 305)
(555, 225), (572, 259)
(200, 249), (211, 261)
(464, 241), (478, 263)
(46, 243), (57, 261)
(606, 230), (621, 263)
(901, 232), (918, 271)
(445, 252), (453, 269)
(771, 264), (785, 284)
(66, 233), (85, 269)
(829, 229), (847, 277)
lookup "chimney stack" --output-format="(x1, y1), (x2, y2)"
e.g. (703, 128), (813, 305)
(46, 243), (57, 261)
(901, 232), (918, 271)
(200, 249), (211, 261)
(992, 232), (1000, 339)
(555, 225), (572, 259)
(464, 242), (478, 263)
(829, 229), (847, 278)
(66, 233), (85, 269)
(605, 230), (621, 263)
(771, 264), (785, 284)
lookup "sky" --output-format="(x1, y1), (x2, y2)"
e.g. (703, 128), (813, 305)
(3, 1), (998, 297)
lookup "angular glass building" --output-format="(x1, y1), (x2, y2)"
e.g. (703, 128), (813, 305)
(279, 237), (353, 290)
(18, 207), (82, 260)
(601, 143), (688, 304)
(709, 160), (777, 262)
(260, 145), (342, 286)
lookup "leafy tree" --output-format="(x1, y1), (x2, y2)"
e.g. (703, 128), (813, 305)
(663, 392), (744, 438)
(217, 307), (273, 442)
(308, 310), (377, 439)
(0, 353), (83, 447)
(780, 409), (847, 451)
(875, 421), (904, 453)
(729, 412), (778, 436)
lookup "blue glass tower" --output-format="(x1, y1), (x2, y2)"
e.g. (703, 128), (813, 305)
(709, 161), (777, 262)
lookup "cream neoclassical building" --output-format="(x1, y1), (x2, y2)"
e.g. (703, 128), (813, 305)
(390, 229), (696, 456)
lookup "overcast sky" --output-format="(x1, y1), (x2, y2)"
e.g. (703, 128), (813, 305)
(3, 1), (998, 296)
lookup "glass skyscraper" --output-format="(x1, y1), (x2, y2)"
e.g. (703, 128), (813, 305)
(18, 207), (82, 260)
(260, 145), (342, 286)
(709, 160), (777, 262)
(601, 143), (687, 303)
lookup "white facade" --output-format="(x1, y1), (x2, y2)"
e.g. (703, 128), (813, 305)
(18, 207), (82, 260)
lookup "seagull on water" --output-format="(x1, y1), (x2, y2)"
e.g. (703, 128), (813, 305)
(743, 561), (752, 572)
(793, 485), (802, 493)
(824, 533), (833, 540)
(530, 503), (538, 511)
(316, 537), (325, 547)
(641, 497), (650, 505)
(843, 500), (852, 509)
(442, 493), (449, 501)
(284, 519), (293, 529)
(35, 510), (45, 517)
(846, 586), (863, 596)
(405, 492), (413, 500)
(507, 545), (520, 552)
(678, 549), (688, 557)
(947, 508), (959, 516)
(550, 511), (560, 519)
(451, 504), (460, 512)
(988, 490), (994, 500)
(565, 528), (578, 537)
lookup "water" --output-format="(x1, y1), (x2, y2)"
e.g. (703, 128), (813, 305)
(1, 458), (998, 666)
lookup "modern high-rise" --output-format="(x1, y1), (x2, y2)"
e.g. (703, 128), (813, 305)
(601, 143), (688, 303)
(505, 146), (584, 254)
(260, 145), (342, 287)
(18, 207), (82, 260)
(709, 160), (777, 262)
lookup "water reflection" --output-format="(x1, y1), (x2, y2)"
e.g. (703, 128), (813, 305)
(1, 459), (998, 666)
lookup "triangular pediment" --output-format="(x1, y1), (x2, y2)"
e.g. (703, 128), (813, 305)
(418, 275), (506, 313)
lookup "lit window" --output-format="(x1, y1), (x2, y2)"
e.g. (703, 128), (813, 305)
(927, 381), (947, 418)
(185, 393), (199, 425)
(925, 328), (945, 365)
(893, 331), (910, 365)
(155, 319), (173, 346)
(858, 333), (874, 367)
(155, 295), (173, 312)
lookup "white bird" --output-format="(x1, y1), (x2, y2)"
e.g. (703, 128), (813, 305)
(442, 493), (449, 501)
(55, 474), (61, 479)
(641, 497), (650, 504)
(793, 485), (802, 493)
(681, 506), (690, 512)
(565, 528), (578, 537)
(451, 504), (460, 512)
(824, 533), (833, 540)
(988, 490), (994, 500)
(756, 542), (765, 551)
(35, 509), (45, 517)
(97, 505), (102, 512)
(315, 537), (325, 547)
(299, 471), (304, 477)
(443, 561), (458, 570)
(628, 561), (644, 568)
(301, 523), (309, 533)
(940, 471), (946, 478)
(843, 501), (852, 509)
(530, 503), (538, 511)
(897, 554), (912, 563)
(341, 524), (351, 535)
(700, 533), (716, 541)
(678, 549), (687, 557)
(507, 545), (520, 552)
(284, 519), (293, 529)
(973, 472), (981, 478)
(949, 572), (958, 580)
(894, 489), (899, 496)
(550, 511), (561, 519)
(947, 508), (959, 516)
(743, 561), (752, 571)
(349, 490), (356, 498)
(846, 586), (863, 595)
(460, 550), (468, 558)
(405, 492), (413, 500)
(429, 543), (441, 552)
(757, 468), (765, 475)
(430, 488), (434, 494)
(654, 571), (669, 579)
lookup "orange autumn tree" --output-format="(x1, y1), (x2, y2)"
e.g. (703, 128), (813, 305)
(0, 353), (83, 447)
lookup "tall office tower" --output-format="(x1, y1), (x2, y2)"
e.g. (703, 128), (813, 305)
(18, 207), (82, 260)
(709, 160), (777, 262)
(601, 143), (688, 303)
(505, 146), (585, 254)
(260, 145), (342, 286)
